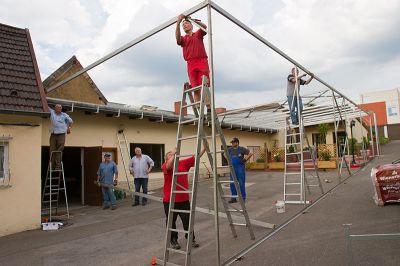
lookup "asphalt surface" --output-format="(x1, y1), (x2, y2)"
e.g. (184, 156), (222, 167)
(0, 142), (399, 266)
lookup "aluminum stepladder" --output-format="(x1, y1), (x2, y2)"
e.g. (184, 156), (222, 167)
(41, 151), (69, 221)
(116, 130), (132, 190)
(284, 68), (324, 204)
(162, 76), (254, 266)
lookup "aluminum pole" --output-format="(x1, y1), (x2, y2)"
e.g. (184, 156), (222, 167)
(206, 2), (220, 265)
(373, 113), (380, 156)
(368, 114), (375, 157)
(46, 1), (209, 93)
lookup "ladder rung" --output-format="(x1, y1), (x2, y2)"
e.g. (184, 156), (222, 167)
(167, 248), (188, 255)
(286, 143), (301, 146)
(171, 209), (191, 214)
(285, 182), (301, 185)
(176, 154), (195, 158)
(286, 133), (300, 136)
(44, 192), (59, 196)
(42, 200), (58, 203)
(182, 101), (201, 108)
(169, 228), (189, 234)
(178, 135), (198, 141)
(285, 193), (302, 196)
(180, 118), (198, 125)
(41, 207), (58, 211)
(175, 171), (190, 175)
(172, 190), (191, 194)
(285, 172), (301, 175)
(50, 169), (63, 172)
(184, 85), (202, 93)
(286, 162), (300, 165)
(208, 150), (225, 154)
(218, 180), (234, 183)
(217, 166), (230, 169)
(45, 185), (60, 188)
(286, 152), (301, 155)
(222, 195), (238, 198)
(232, 223), (247, 227)
(227, 209), (243, 212)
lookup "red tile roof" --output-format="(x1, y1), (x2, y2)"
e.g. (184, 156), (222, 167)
(0, 22), (48, 115)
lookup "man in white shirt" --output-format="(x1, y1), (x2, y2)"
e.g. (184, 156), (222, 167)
(129, 147), (154, 206)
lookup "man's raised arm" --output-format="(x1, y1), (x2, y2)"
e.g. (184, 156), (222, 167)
(176, 14), (184, 45)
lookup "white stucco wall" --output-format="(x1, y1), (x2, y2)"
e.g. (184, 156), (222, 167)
(0, 114), (43, 236)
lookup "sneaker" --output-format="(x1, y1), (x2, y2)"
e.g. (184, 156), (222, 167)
(192, 240), (200, 248)
(142, 201), (147, 206)
(228, 199), (237, 203)
(111, 205), (117, 210)
(102, 205), (110, 210)
(132, 202), (140, 207)
(170, 240), (181, 250)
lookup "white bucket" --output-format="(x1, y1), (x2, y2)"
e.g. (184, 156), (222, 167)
(275, 201), (285, 213)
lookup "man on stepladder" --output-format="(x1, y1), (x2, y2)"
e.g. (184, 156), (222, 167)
(227, 137), (253, 203)
(176, 14), (211, 119)
(49, 104), (73, 169)
(287, 67), (314, 125)
(162, 146), (205, 250)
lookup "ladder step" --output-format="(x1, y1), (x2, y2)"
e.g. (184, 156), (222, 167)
(180, 118), (198, 125)
(43, 192), (60, 196)
(208, 150), (225, 154)
(174, 171), (190, 175)
(232, 223), (247, 227)
(227, 209), (243, 212)
(182, 101), (201, 108)
(172, 190), (191, 194)
(176, 154), (195, 158)
(286, 143), (301, 146)
(285, 182), (301, 185)
(286, 152), (301, 155)
(217, 166), (230, 169)
(285, 172), (301, 175)
(178, 135), (198, 141)
(169, 228), (189, 234)
(222, 195), (238, 198)
(286, 162), (301, 165)
(184, 85), (202, 93)
(171, 209), (191, 214)
(218, 180), (234, 183)
(167, 248), (188, 255)
(286, 133), (300, 136)
(42, 200), (59, 203)
(285, 193), (302, 196)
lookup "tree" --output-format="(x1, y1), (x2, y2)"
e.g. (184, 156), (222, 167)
(318, 123), (329, 144)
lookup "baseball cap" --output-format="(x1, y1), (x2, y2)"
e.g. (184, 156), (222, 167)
(230, 137), (239, 143)
(104, 153), (111, 157)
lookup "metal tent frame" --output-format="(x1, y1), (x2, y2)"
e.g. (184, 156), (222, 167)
(46, 1), (380, 265)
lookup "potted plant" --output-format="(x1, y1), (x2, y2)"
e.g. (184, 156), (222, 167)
(269, 153), (284, 170)
(317, 150), (336, 169)
(249, 158), (267, 170)
(287, 145), (298, 162)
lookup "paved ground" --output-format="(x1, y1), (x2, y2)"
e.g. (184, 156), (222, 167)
(0, 142), (399, 266)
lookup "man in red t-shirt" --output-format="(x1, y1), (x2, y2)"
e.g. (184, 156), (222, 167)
(162, 146), (205, 250)
(176, 14), (211, 119)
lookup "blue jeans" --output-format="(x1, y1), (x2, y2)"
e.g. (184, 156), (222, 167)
(230, 157), (247, 200)
(287, 96), (303, 124)
(134, 178), (148, 204)
(101, 186), (116, 207)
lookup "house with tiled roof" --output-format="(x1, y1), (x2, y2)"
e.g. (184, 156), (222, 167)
(0, 22), (48, 236)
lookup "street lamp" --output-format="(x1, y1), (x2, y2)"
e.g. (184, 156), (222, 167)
(350, 120), (356, 165)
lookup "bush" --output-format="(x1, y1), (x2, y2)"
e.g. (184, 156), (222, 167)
(288, 145), (295, 153)
(319, 150), (332, 161)
(379, 136), (389, 145)
(256, 158), (266, 163)
(272, 153), (281, 162)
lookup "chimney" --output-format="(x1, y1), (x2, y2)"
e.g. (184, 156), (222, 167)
(174, 101), (187, 116)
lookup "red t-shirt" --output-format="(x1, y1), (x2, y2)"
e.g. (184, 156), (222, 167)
(180, 30), (208, 61)
(162, 156), (195, 203)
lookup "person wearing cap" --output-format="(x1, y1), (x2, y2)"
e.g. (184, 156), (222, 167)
(176, 14), (212, 119)
(161, 146), (206, 250)
(48, 104), (73, 169)
(227, 137), (253, 203)
(287, 68), (314, 125)
(96, 153), (118, 210)
(128, 147), (154, 206)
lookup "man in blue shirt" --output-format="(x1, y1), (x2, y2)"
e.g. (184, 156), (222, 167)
(227, 138), (253, 203)
(129, 147), (154, 206)
(96, 153), (119, 210)
(49, 104), (73, 169)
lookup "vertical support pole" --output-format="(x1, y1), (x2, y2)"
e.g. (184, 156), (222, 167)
(373, 113), (380, 156)
(368, 114), (375, 157)
(331, 92), (340, 180)
(343, 224), (353, 266)
(359, 111), (366, 164)
(206, 3), (220, 265)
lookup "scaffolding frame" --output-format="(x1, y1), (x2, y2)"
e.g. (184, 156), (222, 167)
(45, 1), (380, 264)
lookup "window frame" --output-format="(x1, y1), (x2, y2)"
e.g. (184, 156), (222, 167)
(0, 140), (10, 181)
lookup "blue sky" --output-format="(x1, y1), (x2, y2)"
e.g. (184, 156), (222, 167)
(1, 0), (400, 110)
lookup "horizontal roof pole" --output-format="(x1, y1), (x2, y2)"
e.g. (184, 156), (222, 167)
(47, 1), (209, 93)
